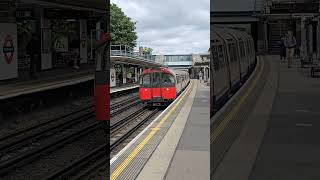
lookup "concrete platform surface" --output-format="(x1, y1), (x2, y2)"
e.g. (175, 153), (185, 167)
(110, 81), (196, 180)
(0, 70), (93, 100)
(164, 82), (210, 180)
(111, 80), (210, 180)
(212, 55), (320, 180)
(249, 57), (320, 180)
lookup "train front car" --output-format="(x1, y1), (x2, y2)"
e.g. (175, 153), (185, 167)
(139, 67), (177, 106)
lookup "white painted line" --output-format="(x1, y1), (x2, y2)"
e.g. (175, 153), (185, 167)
(296, 123), (313, 127)
(111, 85), (139, 94)
(110, 82), (192, 165)
(295, 110), (310, 113)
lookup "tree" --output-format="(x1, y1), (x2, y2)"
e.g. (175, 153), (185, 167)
(143, 47), (153, 55)
(111, 3), (138, 50)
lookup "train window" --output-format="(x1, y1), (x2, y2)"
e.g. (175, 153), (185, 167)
(213, 46), (219, 71)
(141, 74), (151, 86)
(240, 42), (245, 58)
(228, 44), (236, 62)
(162, 73), (175, 85)
(152, 72), (161, 86)
(218, 45), (224, 70)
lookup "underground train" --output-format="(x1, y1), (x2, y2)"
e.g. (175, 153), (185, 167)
(139, 67), (190, 106)
(210, 26), (256, 117)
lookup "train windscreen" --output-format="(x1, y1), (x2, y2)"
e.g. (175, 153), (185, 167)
(152, 72), (161, 87)
(161, 73), (175, 87)
(140, 74), (151, 87)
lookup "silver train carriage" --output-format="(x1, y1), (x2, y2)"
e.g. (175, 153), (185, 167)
(210, 26), (256, 117)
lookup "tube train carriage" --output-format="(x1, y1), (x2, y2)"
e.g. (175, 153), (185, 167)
(139, 67), (190, 106)
(210, 26), (256, 117)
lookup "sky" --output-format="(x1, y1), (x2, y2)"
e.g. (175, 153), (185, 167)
(110, 0), (210, 55)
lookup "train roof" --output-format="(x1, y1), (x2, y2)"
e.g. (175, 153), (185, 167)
(211, 26), (253, 43)
(141, 67), (189, 76)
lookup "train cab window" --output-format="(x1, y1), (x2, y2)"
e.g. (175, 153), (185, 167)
(152, 72), (161, 87)
(140, 74), (151, 87)
(162, 73), (175, 85)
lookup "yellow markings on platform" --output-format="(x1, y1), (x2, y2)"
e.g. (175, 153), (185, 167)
(211, 59), (265, 144)
(111, 81), (194, 180)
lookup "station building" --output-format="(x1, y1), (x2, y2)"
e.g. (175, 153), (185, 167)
(153, 53), (210, 81)
(0, 0), (107, 81)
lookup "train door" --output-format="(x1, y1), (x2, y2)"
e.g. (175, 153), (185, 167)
(139, 73), (152, 100)
(151, 72), (162, 99)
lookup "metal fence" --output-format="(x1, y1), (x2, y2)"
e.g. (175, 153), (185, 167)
(110, 45), (156, 62)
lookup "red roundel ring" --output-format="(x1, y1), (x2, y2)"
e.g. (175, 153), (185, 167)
(3, 35), (14, 64)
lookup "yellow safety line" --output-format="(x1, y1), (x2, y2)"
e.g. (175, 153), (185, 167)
(211, 58), (264, 144)
(111, 81), (194, 180)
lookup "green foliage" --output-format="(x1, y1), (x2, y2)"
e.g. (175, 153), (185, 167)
(111, 3), (138, 50)
(143, 47), (153, 55)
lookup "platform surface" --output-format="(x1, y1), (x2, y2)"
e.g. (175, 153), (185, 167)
(110, 80), (210, 180)
(250, 57), (320, 179)
(164, 81), (210, 180)
(212, 55), (320, 180)
(0, 69), (138, 100)
(0, 70), (93, 100)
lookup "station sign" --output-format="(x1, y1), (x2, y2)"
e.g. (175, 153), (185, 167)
(16, 10), (33, 19)
(110, 68), (116, 87)
(79, 19), (87, 64)
(122, 67), (126, 84)
(54, 36), (68, 52)
(0, 23), (17, 80)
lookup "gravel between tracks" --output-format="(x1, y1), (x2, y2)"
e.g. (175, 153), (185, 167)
(2, 127), (105, 179)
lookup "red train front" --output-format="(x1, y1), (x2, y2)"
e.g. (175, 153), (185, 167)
(139, 67), (177, 106)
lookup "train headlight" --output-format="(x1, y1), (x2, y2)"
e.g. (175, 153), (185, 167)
(166, 88), (169, 91)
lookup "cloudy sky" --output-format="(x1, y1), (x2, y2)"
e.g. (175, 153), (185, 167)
(110, 0), (210, 55)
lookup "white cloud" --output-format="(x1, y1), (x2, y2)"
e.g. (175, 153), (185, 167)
(111, 0), (209, 54)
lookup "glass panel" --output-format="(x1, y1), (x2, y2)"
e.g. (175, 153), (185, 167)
(152, 72), (161, 86)
(162, 73), (175, 84)
(141, 74), (151, 85)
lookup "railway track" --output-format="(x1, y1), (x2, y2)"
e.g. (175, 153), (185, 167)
(0, 95), (139, 154)
(0, 95), (140, 177)
(110, 108), (159, 151)
(42, 108), (160, 180)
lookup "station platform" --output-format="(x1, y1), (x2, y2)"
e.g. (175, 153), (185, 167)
(212, 55), (320, 180)
(0, 70), (138, 101)
(110, 80), (210, 180)
(0, 70), (93, 100)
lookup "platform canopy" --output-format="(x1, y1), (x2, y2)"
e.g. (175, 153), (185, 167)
(211, 0), (265, 12)
(20, 0), (107, 13)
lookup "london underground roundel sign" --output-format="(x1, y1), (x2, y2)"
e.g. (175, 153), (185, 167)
(3, 35), (14, 64)
(111, 72), (115, 82)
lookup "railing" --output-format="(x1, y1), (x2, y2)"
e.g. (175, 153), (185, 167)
(110, 45), (156, 62)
